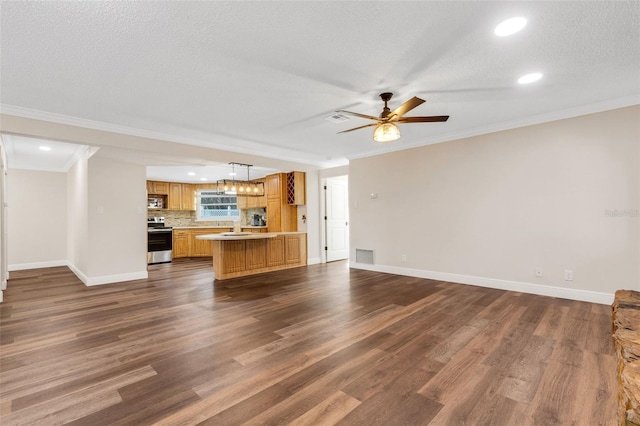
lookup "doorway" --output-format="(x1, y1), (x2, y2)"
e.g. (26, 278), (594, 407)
(324, 176), (349, 262)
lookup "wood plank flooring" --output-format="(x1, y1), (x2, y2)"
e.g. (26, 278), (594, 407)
(0, 259), (617, 425)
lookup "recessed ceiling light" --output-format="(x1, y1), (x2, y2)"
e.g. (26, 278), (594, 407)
(187, 172), (196, 176)
(229, 172), (236, 176)
(200, 178), (208, 181)
(518, 72), (543, 84)
(39, 146), (52, 151)
(495, 17), (527, 36)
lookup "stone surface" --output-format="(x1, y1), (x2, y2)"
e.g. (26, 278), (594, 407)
(612, 290), (640, 425)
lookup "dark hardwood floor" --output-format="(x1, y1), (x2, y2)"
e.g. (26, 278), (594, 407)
(0, 259), (617, 425)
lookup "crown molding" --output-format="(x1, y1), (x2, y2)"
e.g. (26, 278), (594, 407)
(0, 104), (345, 169)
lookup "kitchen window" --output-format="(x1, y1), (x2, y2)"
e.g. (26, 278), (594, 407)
(196, 190), (239, 221)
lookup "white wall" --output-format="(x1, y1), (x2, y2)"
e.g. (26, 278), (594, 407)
(350, 105), (639, 303)
(7, 169), (68, 268)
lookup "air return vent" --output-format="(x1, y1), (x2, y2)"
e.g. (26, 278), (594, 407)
(355, 249), (375, 265)
(325, 113), (350, 123)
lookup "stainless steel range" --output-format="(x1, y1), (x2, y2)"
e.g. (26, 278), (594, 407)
(147, 217), (172, 264)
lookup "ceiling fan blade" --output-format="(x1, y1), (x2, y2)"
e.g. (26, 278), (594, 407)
(336, 110), (381, 121)
(397, 115), (449, 123)
(337, 123), (378, 134)
(389, 96), (425, 119)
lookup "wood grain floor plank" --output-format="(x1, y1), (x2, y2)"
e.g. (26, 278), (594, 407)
(0, 259), (617, 425)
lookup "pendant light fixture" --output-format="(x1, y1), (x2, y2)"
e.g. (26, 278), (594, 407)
(217, 163), (265, 197)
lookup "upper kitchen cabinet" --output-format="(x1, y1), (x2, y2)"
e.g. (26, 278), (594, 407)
(147, 181), (195, 211)
(286, 172), (306, 205)
(168, 183), (182, 210)
(266, 173), (281, 200)
(147, 180), (169, 195)
(265, 173), (297, 232)
(181, 184), (195, 211)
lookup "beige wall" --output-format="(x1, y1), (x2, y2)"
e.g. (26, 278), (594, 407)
(0, 137), (7, 300)
(7, 169), (68, 267)
(350, 105), (639, 302)
(6, 153), (147, 286)
(86, 156), (147, 280)
(67, 151), (89, 273)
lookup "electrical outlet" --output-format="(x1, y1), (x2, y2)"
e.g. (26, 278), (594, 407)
(535, 268), (543, 277)
(564, 269), (573, 281)
(401, 254), (407, 262)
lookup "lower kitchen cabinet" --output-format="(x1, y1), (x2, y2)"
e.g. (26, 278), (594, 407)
(285, 234), (306, 265)
(172, 230), (190, 258)
(172, 228), (231, 258)
(190, 229), (218, 257)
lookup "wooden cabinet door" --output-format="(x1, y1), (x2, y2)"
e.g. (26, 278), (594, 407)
(181, 184), (195, 211)
(173, 230), (190, 258)
(267, 236), (285, 267)
(168, 183), (182, 210)
(266, 173), (281, 200)
(146, 181), (154, 194)
(245, 239), (267, 270)
(153, 181), (169, 195)
(236, 196), (247, 210)
(222, 240), (246, 273)
(285, 234), (302, 264)
(267, 198), (281, 232)
(190, 230), (215, 257)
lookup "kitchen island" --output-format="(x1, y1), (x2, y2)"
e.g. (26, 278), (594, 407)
(195, 232), (307, 280)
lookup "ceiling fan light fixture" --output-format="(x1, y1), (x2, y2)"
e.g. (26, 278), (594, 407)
(373, 122), (401, 142)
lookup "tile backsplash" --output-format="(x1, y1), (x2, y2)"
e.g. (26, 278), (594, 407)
(148, 209), (266, 227)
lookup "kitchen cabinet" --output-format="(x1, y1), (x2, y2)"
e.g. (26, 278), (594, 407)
(265, 173), (297, 232)
(148, 181), (169, 195)
(147, 181), (196, 211)
(168, 183), (182, 210)
(190, 229), (218, 257)
(266, 173), (281, 200)
(172, 228), (231, 258)
(251, 179), (267, 208)
(286, 172), (306, 205)
(267, 235), (285, 267)
(206, 233), (306, 280)
(172, 230), (190, 258)
(241, 227), (267, 233)
(285, 234), (306, 264)
(236, 196), (248, 210)
(181, 184), (195, 211)
(245, 239), (267, 270)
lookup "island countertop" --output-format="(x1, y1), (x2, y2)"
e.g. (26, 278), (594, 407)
(195, 231), (305, 241)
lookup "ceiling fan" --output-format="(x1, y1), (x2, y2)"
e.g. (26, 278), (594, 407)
(336, 92), (449, 142)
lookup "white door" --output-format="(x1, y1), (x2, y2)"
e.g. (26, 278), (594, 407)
(325, 176), (349, 262)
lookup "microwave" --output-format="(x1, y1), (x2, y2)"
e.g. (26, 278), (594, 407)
(147, 197), (164, 209)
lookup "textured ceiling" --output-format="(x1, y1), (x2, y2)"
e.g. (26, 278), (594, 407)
(1, 1), (639, 170)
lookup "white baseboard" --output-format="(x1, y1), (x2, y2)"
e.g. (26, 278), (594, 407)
(350, 261), (614, 305)
(8, 260), (69, 271)
(66, 262), (148, 286)
(9, 260), (148, 287)
(307, 257), (322, 266)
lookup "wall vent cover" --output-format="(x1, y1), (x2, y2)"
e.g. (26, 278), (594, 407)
(355, 249), (375, 264)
